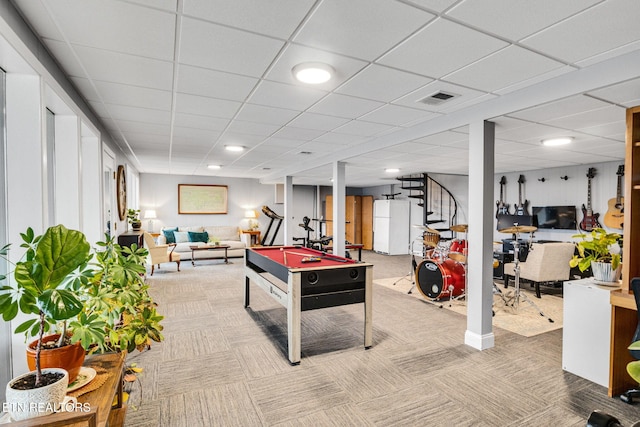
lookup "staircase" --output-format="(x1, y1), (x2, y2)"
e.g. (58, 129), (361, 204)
(397, 173), (459, 233)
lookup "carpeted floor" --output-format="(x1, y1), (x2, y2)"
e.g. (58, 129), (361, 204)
(374, 276), (563, 337)
(121, 253), (639, 426)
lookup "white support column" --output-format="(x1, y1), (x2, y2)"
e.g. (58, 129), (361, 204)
(283, 175), (294, 246)
(332, 161), (346, 257)
(465, 120), (496, 350)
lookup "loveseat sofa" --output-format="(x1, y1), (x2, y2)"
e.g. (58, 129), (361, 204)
(157, 225), (246, 261)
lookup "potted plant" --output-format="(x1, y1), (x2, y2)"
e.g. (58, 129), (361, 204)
(569, 227), (622, 283)
(127, 208), (142, 230)
(76, 234), (164, 354)
(0, 225), (93, 420)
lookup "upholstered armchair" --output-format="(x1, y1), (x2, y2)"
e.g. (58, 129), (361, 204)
(143, 232), (180, 275)
(503, 242), (575, 298)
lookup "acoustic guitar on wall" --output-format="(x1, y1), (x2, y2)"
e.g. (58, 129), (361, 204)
(579, 167), (601, 231)
(495, 176), (510, 218)
(603, 164), (624, 229)
(513, 175), (529, 216)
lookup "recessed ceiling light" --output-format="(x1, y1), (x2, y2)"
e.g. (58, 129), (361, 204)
(207, 164), (221, 170)
(225, 145), (245, 152)
(541, 137), (573, 146)
(292, 62), (334, 84)
(385, 168), (400, 173)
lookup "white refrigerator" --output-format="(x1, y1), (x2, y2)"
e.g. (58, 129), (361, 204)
(373, 199), (410, 255)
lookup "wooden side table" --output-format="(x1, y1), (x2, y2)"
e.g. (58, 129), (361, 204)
(241, 230), (261, 247)
(6, 353), (126, 427)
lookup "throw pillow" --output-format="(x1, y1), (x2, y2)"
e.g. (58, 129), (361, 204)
(188, 231), (209, 243)
(173, 231), (189, 243)
(162, 227), (178, 244)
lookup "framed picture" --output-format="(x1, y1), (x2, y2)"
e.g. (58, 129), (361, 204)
(178, 184), (228, 214)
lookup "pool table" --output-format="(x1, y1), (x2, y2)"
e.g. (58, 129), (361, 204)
(244, 246), (373, 364)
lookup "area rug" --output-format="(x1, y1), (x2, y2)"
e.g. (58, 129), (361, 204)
(373, 276), (563, 337)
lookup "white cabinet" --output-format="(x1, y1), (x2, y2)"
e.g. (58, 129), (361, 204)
(562, 278), (619, 387)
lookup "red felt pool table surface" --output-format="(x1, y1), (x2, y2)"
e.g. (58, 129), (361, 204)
(249, 246), (357, 268)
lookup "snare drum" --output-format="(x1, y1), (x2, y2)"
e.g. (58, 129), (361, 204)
(449, 239), (468, 263)
(415, 258), (466, 300)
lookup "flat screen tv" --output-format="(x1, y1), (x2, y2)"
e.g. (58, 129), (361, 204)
(532, 206), (577, 230)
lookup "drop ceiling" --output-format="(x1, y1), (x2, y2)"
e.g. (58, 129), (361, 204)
(9, 0), (640, 186)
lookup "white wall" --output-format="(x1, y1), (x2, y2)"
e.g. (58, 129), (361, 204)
(139, 174), (320, 245)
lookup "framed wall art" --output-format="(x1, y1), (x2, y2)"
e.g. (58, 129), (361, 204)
(178, 184), (228, 214)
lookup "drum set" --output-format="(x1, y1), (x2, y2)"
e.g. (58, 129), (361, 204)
(412, 224), (469, 302)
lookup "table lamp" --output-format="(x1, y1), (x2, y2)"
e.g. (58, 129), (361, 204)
(245, 209), (258, 230)
(144, 209), (157, 232)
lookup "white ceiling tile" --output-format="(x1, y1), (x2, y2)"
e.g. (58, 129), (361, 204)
(287, 113), (350, 131)
(78, 79), (172, 111)
(173, 114), (230, 132)
(179, 17), (285, 76)
(508, 95), (612, 123)
(308, 94), (384, 119)
(294, 0), (435, 60)
(379, 18), (508, 78)
(360, 105), (436, 127)
(314, 132), (365, 145)
(401, 0), (460, 13)
(447, 0), (601, 41)
(60, 43), (174, 90)
(249, 80), (327, 111)
(100, 104), (172, 125)
(588, 77), (640, 106)
(175, 93), (241, 118)
(46, 0), (175, 60)
(493, 65), (577, 96)
(521, 0), (640, 63)
(261, 138), (307, 149)
(235, 104), (300, 126)
(443, 46), (565, 93)
(183, 0), (315, 39)
(265, 43), (368, 91)
(332, 121), (395, 137)
(545, 105), (625, 130)
(177, 65), (258, 101)
(273, 126), (326, 141)
(127, 0), (177, 12)
(226, 120), (280, 137)
(336, 64), (433, 102)
(111, 120), (171, 136)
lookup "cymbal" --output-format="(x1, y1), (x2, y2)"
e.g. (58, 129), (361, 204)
(450, 224), (468, 233)
(498, 225), (537, 234)
(412, 224), (440, 234)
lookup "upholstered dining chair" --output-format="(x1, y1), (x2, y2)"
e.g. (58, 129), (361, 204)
(503, 242), (575, 298)
(143, 232), (180, 275)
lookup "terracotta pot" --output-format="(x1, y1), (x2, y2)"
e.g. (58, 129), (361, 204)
(26, 334), (85, 383)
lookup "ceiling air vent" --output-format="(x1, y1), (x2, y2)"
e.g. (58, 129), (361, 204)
(417, 91), (459, 106)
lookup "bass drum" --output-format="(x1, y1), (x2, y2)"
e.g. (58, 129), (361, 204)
(415, 258), (466, 300)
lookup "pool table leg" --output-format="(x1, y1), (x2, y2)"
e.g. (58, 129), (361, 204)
(288, 273), (301, 365)
(244, 276), (250, 308)
(364, 265), (373, 349)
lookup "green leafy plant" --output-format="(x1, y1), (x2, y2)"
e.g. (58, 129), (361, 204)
(569, 228), (622, 272)
(127, 208), (141, 226)
(0, 225), (94, 387)
(77, 235), (164, 353)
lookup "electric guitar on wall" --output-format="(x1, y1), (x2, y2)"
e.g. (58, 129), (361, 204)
(603, 164), (624, 229)
(579, 167), (601, 231)
(514, 175), (529, 216)
(495, 176), (510, 218)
